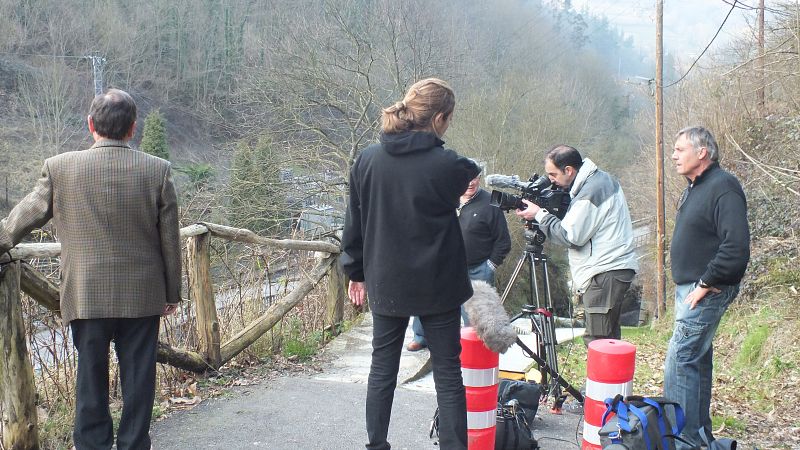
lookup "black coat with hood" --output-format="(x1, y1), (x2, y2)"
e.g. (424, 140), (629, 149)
(341, 130), (481, 316)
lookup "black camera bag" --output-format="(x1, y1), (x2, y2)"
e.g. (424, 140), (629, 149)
(495, 401), (539, 450)
(497, 379), (542, 425)
(428, 404), (538, 449)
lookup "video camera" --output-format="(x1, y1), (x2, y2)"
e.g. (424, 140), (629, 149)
(486, 174), (571, 220)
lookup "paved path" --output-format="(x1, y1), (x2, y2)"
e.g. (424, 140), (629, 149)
(150, 314), (587, 449)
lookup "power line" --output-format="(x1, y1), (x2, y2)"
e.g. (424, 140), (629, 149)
(664, 0), (738, 88)
(0, 52), (86, 59)
(0, 51), (106, 95)
(720, 0), (787, 16)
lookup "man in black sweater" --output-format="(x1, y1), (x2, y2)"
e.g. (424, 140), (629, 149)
(407, 170), (511, 351)
(665, 126), (750, 450)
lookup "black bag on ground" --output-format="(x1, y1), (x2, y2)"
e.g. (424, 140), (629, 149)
(428, 400), (539, 449)
(497, 379), (543, 425)
(598, 395), (685, 450)
(495, 400), (539, 450)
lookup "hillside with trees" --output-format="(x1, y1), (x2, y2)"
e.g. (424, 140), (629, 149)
(0, 0), (650, 311)
(0, 0), (798, 448)
(0, 0), (646, 220)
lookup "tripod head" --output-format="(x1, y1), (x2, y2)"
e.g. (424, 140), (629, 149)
(522, 220), (547, 255)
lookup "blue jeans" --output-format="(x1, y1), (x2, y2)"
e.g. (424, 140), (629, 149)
(367, 310), (467, 450)
(412, 260), (495, 345)
(663, 282), (739, 450)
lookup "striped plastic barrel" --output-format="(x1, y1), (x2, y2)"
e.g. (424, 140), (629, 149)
(582, 339), (636, 450)
(460, 326), (499, 449)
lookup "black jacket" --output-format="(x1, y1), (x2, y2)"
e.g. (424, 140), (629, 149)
(341, 131), (481, 316)
(459, 188), (511, 267)
(670, 163), (750, 286)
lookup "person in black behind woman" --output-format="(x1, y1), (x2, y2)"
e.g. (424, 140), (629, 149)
(341, 78), (480, 450)
(407, 168), (511, 351)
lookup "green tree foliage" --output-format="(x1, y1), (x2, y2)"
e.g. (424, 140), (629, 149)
(175, 163), (215, 189)
(228, 136), (283, 235)
(139, 110), (170, 161)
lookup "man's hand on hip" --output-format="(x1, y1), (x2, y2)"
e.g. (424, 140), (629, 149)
(684, 285), (722, 310)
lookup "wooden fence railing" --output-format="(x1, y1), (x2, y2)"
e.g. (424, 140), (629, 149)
(0, 222), (344, 450)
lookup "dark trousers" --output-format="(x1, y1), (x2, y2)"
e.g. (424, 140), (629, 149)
(581, 269), (635, 346)
(70, 316), (160, 450)
(366, 309), (467, 450)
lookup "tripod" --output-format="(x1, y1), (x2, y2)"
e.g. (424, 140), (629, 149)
(499, 220), (584, 411)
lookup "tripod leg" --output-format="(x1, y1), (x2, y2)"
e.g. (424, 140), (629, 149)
(529, 253), (542, 309)
(526, 253), (551, 393)
(540, 315), (562, 398)
(539, 258), (561, 386)
(499, 254), (527, 305)
(533, 255), (562, 400)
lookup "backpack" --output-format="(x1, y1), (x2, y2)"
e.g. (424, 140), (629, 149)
(598, 395), (685, 450)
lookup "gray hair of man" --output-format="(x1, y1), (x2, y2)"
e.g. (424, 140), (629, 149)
(676, 126), (719, 162)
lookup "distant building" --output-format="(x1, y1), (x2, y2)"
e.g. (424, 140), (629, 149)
(296, 203), (343, 237)
(280, 167), (346, 238)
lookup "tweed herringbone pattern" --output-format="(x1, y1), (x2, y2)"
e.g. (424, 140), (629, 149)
(0, 139), (181, 323)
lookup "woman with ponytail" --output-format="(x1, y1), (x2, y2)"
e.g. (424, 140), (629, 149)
(341, 78), (479, 450)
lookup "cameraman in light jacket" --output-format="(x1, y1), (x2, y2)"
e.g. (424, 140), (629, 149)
(516, 145), (638, 346)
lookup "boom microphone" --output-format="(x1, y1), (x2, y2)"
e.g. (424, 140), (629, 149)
(486, 174), (553, 191)
(485, 174), (524, 189)
(463, 280), (518, 353)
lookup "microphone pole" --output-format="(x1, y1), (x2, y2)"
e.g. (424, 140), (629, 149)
(515, 337), (584, 404)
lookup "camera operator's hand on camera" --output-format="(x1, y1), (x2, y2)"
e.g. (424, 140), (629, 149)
(514, 199), (540, 221)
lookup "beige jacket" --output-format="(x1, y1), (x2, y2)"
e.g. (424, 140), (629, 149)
(0, 139), (181, 323)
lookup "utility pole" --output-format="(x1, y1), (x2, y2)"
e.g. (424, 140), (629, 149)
(87, 52), (106, 96)
(655, 0), (666, 320)
(757, 0), (765, 116)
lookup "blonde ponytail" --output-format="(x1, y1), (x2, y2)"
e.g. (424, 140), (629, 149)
(381, 78), (455, 134)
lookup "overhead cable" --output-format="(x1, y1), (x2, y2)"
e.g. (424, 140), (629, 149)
(665, 0), (738, 88)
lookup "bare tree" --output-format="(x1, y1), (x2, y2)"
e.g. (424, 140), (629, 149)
(18, 59), (85, 158)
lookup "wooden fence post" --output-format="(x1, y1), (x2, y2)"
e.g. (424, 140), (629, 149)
(325, 259), (345, 333)
(187, 233), (221, 370)
(0, 262), (40, 449)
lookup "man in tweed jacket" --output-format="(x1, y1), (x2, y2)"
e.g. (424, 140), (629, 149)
(0, 89), (181, 450)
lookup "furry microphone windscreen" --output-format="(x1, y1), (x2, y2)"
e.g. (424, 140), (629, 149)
(464, 280), (518, 353)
